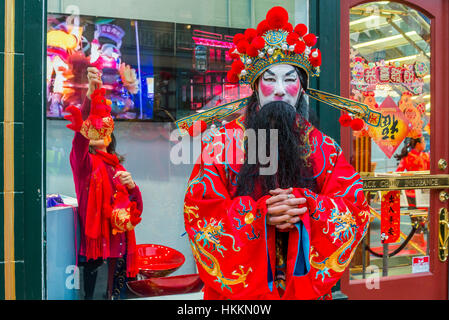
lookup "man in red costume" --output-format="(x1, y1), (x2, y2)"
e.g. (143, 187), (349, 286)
(181, 7), (370, 300)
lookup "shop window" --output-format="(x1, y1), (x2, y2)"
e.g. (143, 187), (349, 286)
(348, 2), (431, 280)
(45, 0), (308, 300)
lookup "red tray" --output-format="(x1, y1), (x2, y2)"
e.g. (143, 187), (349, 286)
(127, 274), (204, 298)
(136, 244), (185, 278)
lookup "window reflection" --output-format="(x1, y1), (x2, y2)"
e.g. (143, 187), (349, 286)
(46, 13), (250, 121)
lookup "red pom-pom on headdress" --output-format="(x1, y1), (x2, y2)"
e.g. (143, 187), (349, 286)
(286, 32), (299, 46)
(294, 23), (308, 37)
(266, 6), (289, 29)
(309, 49), (322, 67)
(251, 36), (265, 50)
(246, 45), (259, 57)
(303, 33), (317, 47)
(244, 28), (258, 43)
(226, 70), (239, 83)
(282, 23), (293, 33)
(231, 59), (245, 73)
(227, 47), (240, 60)
(257, 20), (270, 36)
(233, 33), (245, 45)
(236, 40), (250, 54)
(294, 41), (306, 54)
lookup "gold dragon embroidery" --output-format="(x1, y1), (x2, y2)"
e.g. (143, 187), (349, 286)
(184, 204), (199, 222)
(310, 201), (369, 280)
(189, 218), (252, 292)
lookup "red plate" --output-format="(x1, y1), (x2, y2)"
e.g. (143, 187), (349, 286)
(127, 274), (204, 298)
(136, 244), (185, 278)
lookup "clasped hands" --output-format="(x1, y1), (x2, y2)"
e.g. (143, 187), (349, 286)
(266, 188), (308, 230)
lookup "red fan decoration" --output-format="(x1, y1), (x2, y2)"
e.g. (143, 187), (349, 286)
(89, 88), (112, 129)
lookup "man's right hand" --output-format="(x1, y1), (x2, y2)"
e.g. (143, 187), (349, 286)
(265, 191), (308, 230)
(86, 67), (103, 99)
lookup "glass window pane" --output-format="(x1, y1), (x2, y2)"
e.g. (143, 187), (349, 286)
(348, 1), (431, 281)
(45, 0), (309, 300)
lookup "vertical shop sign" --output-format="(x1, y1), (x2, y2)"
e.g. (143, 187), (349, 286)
(381, 191), (401, 244)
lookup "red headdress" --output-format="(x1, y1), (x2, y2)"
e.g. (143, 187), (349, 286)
(226, 6), (321, 88)
(174, 6), (384, 136)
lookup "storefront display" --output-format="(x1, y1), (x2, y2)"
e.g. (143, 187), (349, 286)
(5, 0), (447, 301)
(46, 13), (251, 122)
(347, 1), (432, 282)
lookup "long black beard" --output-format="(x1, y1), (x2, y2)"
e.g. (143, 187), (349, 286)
(234, 99), (316, 199)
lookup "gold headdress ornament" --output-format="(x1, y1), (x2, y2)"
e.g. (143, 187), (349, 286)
(175, 6), (382, 136)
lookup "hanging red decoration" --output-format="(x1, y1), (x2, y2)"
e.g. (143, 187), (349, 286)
(350, 118), (365, 131)
(339, 114), (352, 127)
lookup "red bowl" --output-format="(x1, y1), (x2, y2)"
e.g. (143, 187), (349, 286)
(136, 244), (186, 278)
(127, 274), (204, 298)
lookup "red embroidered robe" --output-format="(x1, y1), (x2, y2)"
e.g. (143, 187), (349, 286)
(183, 116), (370, 300)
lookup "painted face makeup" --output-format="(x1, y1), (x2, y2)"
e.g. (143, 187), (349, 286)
(257, 64), (302, 109)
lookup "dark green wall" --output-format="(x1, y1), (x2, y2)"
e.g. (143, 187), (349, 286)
(0, 0), (46, 300)
(309, 0), (341, 145)
(309, 0), (347, 300)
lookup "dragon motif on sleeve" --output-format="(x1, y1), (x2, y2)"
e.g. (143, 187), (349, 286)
(189, 218), (253, 292)
(310, 200), (369, 281)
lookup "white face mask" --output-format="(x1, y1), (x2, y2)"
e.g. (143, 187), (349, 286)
(257, 64), (302, 109)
